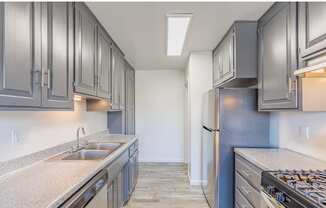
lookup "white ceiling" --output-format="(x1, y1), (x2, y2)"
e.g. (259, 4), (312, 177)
(87, 2), (273, 70)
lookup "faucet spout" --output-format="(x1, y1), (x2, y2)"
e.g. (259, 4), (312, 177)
(76, 126), (86, 150)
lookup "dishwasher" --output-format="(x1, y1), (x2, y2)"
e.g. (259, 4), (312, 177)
(60, 169), (108, 208)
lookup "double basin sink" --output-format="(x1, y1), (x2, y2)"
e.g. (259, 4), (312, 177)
(56, 142), (123, 161)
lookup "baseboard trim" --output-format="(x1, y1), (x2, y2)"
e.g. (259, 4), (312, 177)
(139, 162), (186, 166)
(139, 158), (185, 163)
(190, 179), (202, 186)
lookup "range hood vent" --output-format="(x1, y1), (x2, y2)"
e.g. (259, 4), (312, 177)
(294, 62), (326, 77)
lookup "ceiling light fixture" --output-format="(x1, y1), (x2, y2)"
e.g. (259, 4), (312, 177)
(166, 13), (192, 56)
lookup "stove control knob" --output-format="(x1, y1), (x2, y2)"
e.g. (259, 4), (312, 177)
(266, 185), (275, 194)
(275, 192), (285, 203)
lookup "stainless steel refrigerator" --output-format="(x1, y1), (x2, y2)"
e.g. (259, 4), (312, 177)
(201, 88), (270, 208)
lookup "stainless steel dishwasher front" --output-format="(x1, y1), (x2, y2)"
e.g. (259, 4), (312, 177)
(60, 169), (108, 208)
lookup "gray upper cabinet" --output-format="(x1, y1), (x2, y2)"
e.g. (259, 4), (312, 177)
(258, 3), (298, 110)
(125, 61), (135, 135)
(97, 26), (112, 99)
(299, 2), (326, 61)
(111, 44), (125, 110)
(120, 59), (125, 110)
(213, 21), (258, 88)
(74, 3), (97, 97)
(0, 3), (42, 107)
(41, 2), (74, 109)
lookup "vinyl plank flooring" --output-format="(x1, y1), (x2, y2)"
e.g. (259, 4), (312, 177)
(124, 163), (209, 208)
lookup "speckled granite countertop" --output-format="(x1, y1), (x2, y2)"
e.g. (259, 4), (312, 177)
(234, 148), (326, 171)
(0, 132), (137, 208)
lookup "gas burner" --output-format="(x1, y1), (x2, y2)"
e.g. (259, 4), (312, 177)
(262, 170), (326, 208)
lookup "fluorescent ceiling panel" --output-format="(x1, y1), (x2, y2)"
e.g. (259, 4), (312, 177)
(167, 14), (192, 56)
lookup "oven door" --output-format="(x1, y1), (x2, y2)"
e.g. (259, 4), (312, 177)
(261, 191), (286, 208)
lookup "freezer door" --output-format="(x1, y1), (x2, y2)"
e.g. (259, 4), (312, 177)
(201, 127), (219, 208)
(202, 89), (218, 130)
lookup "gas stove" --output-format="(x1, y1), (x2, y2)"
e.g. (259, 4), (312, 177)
(261, 170), (326, 208)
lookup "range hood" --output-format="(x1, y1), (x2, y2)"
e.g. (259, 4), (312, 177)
(293, 60), (326, 111)
(294, 62), (326, 77)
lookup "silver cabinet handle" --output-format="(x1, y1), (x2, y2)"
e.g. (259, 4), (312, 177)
(241, 186), (250, 195)
(288, 76), (292, 94)
(41, 69), (51, 89)
(47, 69), (51, 89)
(42, 70), (47, 87)
(242, 170), (251, 178)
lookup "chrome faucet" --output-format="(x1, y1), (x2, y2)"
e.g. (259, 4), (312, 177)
(76, 126), (86, 150)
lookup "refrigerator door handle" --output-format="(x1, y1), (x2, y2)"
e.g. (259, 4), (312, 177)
(202, 125), (219, 132)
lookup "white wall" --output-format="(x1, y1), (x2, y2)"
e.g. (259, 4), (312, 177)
(270, 111), (326, 162)
(185, 51), (213, 185)
(0, 100), (107, 162)
(135, 69), (185, 163)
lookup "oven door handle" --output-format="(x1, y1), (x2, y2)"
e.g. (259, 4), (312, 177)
(261, 191), (284, 208)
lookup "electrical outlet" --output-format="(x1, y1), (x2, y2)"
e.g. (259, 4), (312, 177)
(300, 126), (310, 140)
(11, 129), (17, 144)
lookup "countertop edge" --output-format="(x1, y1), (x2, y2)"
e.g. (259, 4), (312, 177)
(234, 147), (326, 171)
(234, 148), (271, 170)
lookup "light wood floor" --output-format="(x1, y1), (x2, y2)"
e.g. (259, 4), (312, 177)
(124, 163), (209, 208)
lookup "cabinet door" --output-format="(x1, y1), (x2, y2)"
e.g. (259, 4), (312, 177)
(213, 31), (234, 86)
(212, 50), (220, 85)
(117, 172), (123, 208)
(125, 66), (135, 135)
(108, 181), (114, 208)
(299, 2), (326, 59)
(221, 32), (234, 81)
(258, 3), (298, 110)
(111, 46), (124, 110)
(0, 3), (42, 107)
(97, 27), (112, 99)
(111, 47), (119, 109)
(74, 3), (97, 96)
(41, 3), (73, 109)
(120, 60), (125, 110)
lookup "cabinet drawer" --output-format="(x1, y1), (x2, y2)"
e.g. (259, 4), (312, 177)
(235, 155), (262, 190)
(235, 172), (261, 208)
(235, 188), (254, 208)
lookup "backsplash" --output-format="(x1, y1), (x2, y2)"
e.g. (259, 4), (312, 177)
(270, 111), (326, 162)
(0, 100), (107, 162)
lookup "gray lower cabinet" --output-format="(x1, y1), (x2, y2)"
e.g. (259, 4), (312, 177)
(0, 2), (42, 107)
(235, 154), (263, 208)
(107, 142), (138, 208)
(213, 21), (258, 88)
(97, 26), (112, 99)
(299, 2), (326, 60)
(41, 2), (74, 109)
(107, 180), (114, 208)
(125, 61), (135, 135)
(0, 2), (73, 109)
(74, 3), (97, 97)
(258, 2), (298, 110)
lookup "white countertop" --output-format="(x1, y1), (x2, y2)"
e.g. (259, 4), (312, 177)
(0, 133), (137, 208)
(234, 148), (326, 171)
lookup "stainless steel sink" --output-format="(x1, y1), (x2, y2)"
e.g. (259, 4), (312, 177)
(84, 142), (122, 152)
(62, 149), (110, 160)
